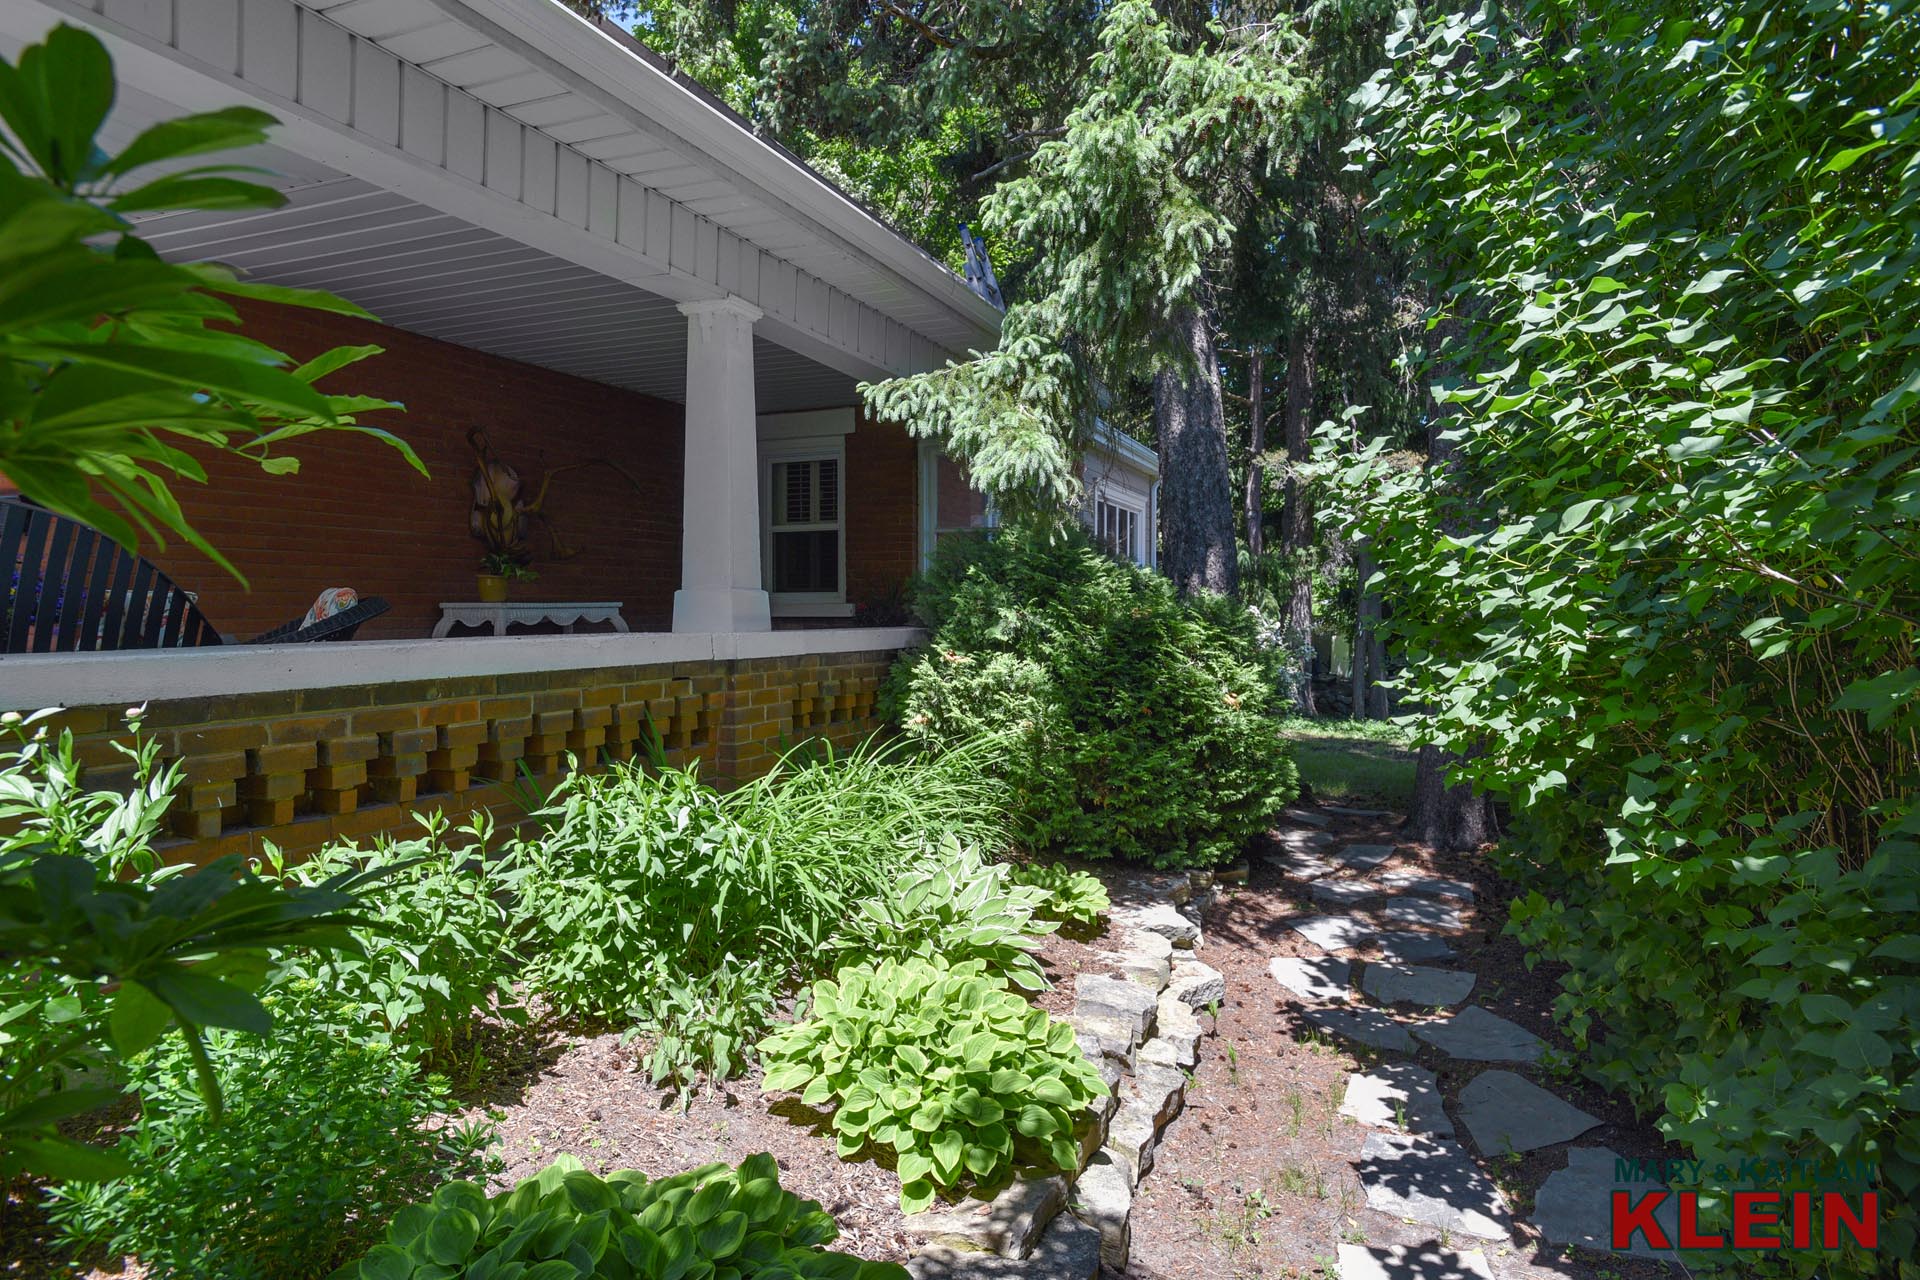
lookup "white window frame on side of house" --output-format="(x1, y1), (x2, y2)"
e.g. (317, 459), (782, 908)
(916, 442), (999, 570)
(759, 409), (856, 618)
(1092, 487), (1148, 566)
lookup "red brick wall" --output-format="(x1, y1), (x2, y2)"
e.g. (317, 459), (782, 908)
(845, 411), (919, 611)
(127, 300), (687, 640)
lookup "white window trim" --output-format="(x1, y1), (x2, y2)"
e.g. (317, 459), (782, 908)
(917, 442), (999, 570)
(1091, 486), (1149, 566)
(762, 439), (851, 617)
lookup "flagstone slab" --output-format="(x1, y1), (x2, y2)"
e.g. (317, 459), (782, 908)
(1267, 848), (1339, 879)
(1362, 963), (1476, 1008)
(1275, 828), (1336, 849)
(1335, 843), (1398, 871)
(1356, 1132), (1511, 1240)
(1532, 1147), (1679, 1260)
(1310, 879), (1379, 907)
(1458, 1070), (1602, 1155)
(1372, 931), (1455, 963)
(1375, 871), (1476, 902)
(1290, 914), (1375, 952)
(1381, 896), (1467, 931)
(1340, 1062), (1454, 1137)
(1304, 1006), (1415, 1053)
(1336, 1243), (1494, 1280)
(1268, 955), (1353, 1003)
(1412, 1006), (1546, 1062)
(1325, 805), (1395, 819)
(1283, 808), (1332, 828)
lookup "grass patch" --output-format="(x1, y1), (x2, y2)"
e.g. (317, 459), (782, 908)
(1279, 717), (1417, 807)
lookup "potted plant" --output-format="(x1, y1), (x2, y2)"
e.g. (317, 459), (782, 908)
(477, 551), (536, 603)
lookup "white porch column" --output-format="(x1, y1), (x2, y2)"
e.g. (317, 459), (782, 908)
(673, 297), (770, 633)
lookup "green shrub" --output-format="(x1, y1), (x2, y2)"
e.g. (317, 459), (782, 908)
(49, 1010), (493, 1278)
(830, 834), (1056, 990)
(267, 811), (522, 1065)
(1338, 1), (1920, 1271)
(885, 527), (1298, 868)
(1006, 862), (1110, 928)
(337, 1153), (906, 1280)
(757, 957), (1107, 1212)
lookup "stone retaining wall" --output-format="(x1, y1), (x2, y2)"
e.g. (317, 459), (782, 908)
(36, 648), (897, 865)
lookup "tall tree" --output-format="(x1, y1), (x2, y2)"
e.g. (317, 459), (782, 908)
(865, 1), (1305, 593)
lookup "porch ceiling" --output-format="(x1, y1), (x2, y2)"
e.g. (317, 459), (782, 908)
(6, 0), (1000, 393)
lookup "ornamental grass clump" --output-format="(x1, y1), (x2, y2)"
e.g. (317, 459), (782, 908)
(885, 525), (1298, 868)
(756, 957), (1108, 1213)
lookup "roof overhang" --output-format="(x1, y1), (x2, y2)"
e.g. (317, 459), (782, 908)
(3, 0), (1002, 392)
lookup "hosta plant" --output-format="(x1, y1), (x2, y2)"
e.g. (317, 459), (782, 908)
(335, 1153), (907, 1280)
(830, 834), (1056, 990)
(757, 958), (1108, 1212)
(1006, 862), (1109, 928)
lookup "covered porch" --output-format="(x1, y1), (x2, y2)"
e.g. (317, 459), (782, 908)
(0, 0), (1005, 644)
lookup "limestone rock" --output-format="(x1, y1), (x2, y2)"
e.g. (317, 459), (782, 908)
(1148, 994), (1203, 1067)
(1217, 861), (1250, 885)
(1070, 1152), (1132, 1271)
(1290, 913), (1374, 952)
(906, 1174), (1066, 1259)
(1355, 1132), (1511, 1240)
(1457, 1070), (1601, 1154)
(1266, 848), (1339, 880)
(1340, 1062), (1454, 1137)
(1309, 879), (1377, 907)
(1122, 929), (1175, 962)
(1072, 1013), (1138, 1071)
(1335, 1243), (1494, 1280)
(1282, 807), (1331, 827)
(1374, 870), (1476, 902)
(1371, 931), (1455, 963)
(1532, 1147), (1679, 1260)
(1267, 955), (1353, 1003)
(1412, 1006), (1546, 1063)
(1334, 843), (1397, 871)
(1074, 975), (1157, 1041)
(1275, 827), (1336, 850)
(1104, 1105), (1157, 1186)
(1325, 805), (1393, 818)
(1166, 959), (1226, 1009)
(1130, 1061), (1187, 1130)
(1303, 1006), (1415, 1053)
(1096, 946), (1171, 992)
(1113, 902), (1200, 948)
(1381, 896), (1466, 931)
(908, 1212), (1102, 1280)
(1361, 962), (1476, 1008)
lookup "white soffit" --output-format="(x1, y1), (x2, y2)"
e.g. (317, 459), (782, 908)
(8, 0), (999, 387)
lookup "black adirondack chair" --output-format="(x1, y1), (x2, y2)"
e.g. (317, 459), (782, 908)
(2, 498), (388, 653)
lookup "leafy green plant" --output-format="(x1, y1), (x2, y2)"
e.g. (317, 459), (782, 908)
(48, 1007), (493, 1278)
(266, 810), (523, 1066)
(0, 710), (375, 1180)
(886, 526), (1299, 867)
(0, 24), (422, 579)
(757, 957), (1107, 1212)
(1006, 861), (1110, 927)
(503, 737), (1006, 1090)
(830, 834), (1056, 990)
(1332, 2), (1920, 1272)
(336, 1153), (907, 1280)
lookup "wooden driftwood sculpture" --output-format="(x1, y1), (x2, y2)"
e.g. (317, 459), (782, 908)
(466, 427), (648, 562)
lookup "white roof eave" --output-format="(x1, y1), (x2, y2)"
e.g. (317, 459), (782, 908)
(424, 0), (1004, 352)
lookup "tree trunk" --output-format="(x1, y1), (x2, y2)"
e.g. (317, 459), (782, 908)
(1282, 317), (1317, 714)
(1408, 743), (1499, 851)
(1154, 306), (1239, 598)
(1353, 549), (1377, 717)
(1244, 349), (1265, 561)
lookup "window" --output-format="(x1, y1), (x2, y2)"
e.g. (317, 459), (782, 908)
(917, 445), (996, 569)
(766, 453), (843, 600)
(1095, 494), (1143, 565)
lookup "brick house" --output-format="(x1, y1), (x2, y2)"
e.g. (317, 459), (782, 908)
(0, 0), (1157, 858)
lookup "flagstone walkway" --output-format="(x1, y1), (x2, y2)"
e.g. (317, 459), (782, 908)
(1122, 805), (1686, 1280)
